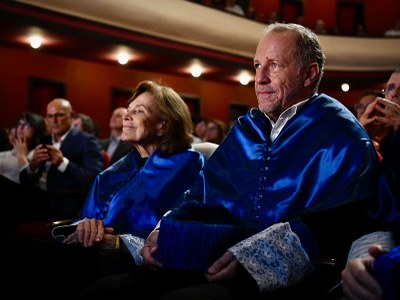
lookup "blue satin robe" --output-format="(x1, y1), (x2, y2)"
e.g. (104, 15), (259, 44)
(189, 93), (379, 239)
(76, 147), (204, 238)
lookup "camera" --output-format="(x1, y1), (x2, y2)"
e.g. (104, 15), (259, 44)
(40, 134), (52, 147)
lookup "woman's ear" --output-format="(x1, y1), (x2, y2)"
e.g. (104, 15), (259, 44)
(156, 121), (167, 136)
(304, 62), (319, 87)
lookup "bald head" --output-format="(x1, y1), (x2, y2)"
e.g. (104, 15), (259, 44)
(46, 98), (74, 141)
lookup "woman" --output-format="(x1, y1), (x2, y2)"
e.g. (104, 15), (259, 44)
(0, 112), (47, 183)
(5, 80), (205, 297)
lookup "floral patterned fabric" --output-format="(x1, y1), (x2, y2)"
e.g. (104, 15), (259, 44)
(120, 234), (145, 265)
(229, 222), (314, 293)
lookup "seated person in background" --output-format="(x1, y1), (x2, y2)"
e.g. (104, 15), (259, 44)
(203, 118), (227, 144)
(354, 90), (384, 121)
(73, 112), (111, 168)
(340, 69), (400, 300)
(192, 116), (209, 143)
(79, 23), (381, 300)
(3, 80), (205, 298)
(356, 69), (400, 199)
(341, 232), (398, 300)
(19, 98), (105, 221)
(100, 107), (134, 165)
(0, 111), (47, 184)
(1, 112), (48, 228)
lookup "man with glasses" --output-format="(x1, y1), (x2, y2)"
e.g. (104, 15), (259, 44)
(341, 69), (400, 299)
(19, 98), (105, 221)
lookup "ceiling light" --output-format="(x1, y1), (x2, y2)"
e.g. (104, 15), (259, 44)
(191, 64), (202, 78)
(238, 71), (253, 85)
(117, 52), (129, 65)
(341, 83), (350, 92)
(29, 35), (42, 49)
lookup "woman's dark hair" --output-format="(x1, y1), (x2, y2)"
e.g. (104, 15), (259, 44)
(16, 112), (47, 150)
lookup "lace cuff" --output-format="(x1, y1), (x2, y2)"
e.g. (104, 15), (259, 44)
(119, 234), (145, 265)
(229, 222), (314, 293)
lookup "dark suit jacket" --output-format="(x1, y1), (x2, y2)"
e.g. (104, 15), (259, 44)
(20, 127), (105, 220)
(100, 138), (134, 165)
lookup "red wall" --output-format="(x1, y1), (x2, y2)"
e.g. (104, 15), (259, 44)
(0, 46), (256, 138)
(0, 44), (389, 136)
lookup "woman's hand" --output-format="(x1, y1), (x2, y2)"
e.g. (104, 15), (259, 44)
(63, 218), (114, 247)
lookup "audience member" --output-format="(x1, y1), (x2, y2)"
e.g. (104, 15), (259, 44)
(0, 112), (47, 184)
(3, 80), (205, 298)
(72, 112), (96, 134)
(100, 107), (134, 165)
(19, 98), (105, 221)
(384, 18), (400, 37)
(73, 112), (111, 168)
(340, 69), (400, 300)
(354, 90), (385, 120)
(0, 112), (48, 228)
(203, 118), (227, 144)
(313, 19), (327, 34)
(79, 23), (380, 300)
(356, 69), (400, 197)
(193, 116), (209, 143)
(224, 0), (245, 16)
(266, 10), (279, 24)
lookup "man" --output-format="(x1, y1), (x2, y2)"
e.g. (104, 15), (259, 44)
(79, 23), (380, 299)
(100, 107), (134, 165)
(19, 98), (105, 220)
(340, 69), (400, 300)
(353, 90), (384, 121)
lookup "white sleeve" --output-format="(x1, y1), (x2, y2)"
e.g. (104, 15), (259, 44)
(346, 231), (396, 262)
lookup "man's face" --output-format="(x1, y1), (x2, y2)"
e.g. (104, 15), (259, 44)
(354, 94), (376, 120)
(254, 31), (305, 121)
(385, 72), (400, 104)
(46, 103), (72, 137)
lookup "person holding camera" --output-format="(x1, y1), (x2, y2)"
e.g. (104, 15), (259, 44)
(19, 98), (105, 222)
(341, 69), (400, 299)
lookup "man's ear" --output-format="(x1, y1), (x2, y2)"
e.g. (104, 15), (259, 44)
(304, 62), (319, 87)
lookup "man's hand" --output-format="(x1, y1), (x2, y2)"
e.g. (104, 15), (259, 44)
(205, 251), (239, 282)
(342, 244), (385, 300)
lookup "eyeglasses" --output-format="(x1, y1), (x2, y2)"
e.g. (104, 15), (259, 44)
(46, 112), (67, 119)
(384, 84), (400, 95)
(18, 121), (32, 128)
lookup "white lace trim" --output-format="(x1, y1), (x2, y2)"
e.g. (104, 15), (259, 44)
(120, 234), (145, 265)
(229, 222), (314, 293)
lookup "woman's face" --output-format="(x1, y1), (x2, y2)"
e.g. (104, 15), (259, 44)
(16, 119), (34, 141)
(121, 91), (164, 145)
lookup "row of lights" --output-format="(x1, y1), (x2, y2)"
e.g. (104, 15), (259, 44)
(26, 32), (254, 86)
(27, 33), (352, 90)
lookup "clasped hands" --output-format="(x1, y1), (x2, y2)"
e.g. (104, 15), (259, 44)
(63, 218), (117, 249)
(359, 97), (400, 142)
(141, 229), (240, 282)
